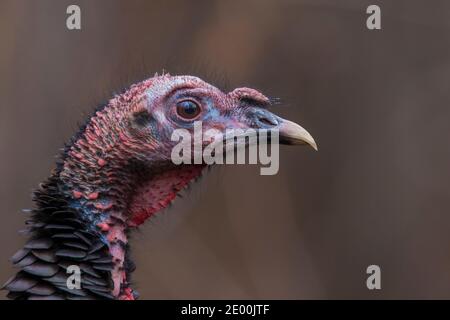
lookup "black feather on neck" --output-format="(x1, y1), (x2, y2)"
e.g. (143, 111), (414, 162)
(2, 174), (126, 300)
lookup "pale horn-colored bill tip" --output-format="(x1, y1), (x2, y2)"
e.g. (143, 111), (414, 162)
(278, 119), (318, 151)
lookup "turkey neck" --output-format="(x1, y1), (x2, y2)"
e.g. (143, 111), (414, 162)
(57, 144), (205, 298)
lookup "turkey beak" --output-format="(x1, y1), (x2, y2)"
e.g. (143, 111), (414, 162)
(240, 105), (317, 150)
(277, 119), (318, 150)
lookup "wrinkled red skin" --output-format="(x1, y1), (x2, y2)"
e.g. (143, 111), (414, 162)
(58, 74), (271, 298)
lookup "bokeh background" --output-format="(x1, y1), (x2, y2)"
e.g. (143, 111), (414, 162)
(1, 0), (450, 299)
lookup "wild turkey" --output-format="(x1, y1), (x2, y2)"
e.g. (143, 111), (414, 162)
(2, 74), (316, 300)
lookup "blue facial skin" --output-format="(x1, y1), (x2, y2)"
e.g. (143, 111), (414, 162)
(202, 104), (221, 122)
(199, 98), (237, 131)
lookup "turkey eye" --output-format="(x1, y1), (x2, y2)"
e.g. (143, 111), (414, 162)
(176, 100), (201, 120)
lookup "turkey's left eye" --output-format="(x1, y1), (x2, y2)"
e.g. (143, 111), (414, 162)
(176, 100), (201, 120)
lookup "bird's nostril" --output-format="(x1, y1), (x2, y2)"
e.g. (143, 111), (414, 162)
(257, 115), (278, 127)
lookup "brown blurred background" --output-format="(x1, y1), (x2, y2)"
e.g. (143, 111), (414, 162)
(1, 0), (450, 299)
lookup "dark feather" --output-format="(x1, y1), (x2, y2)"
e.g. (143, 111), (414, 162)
(83, 284), (111, 293)
(63, 241), (89, 251)
(14, 254), (37, 268)
(88, 289), (115, 299)
(28, 294), (65, 300)
(55, 249), (87, 259)
(84, 252), (102, 261)
(74, 231), (93, 246)
(82, 275), (109, 287)
(27, 283), (56, 295)
(24, 238), (53, 250)
(54, 285), (88, 297)
(88, 241), (106, 254)
(6, 292), (23, 299)
(92, 263), (114, 271)
(3, 275), (38, 292)
(44, 224), (75, 230)
(91, 257), (113, 264)
(43, 271), (68, 285)
(52, 233), (79, 240)
(79, 263), (102, 278)
(10, 248), (31, 264)
(23, 262), (59, 277)
(66, 294), (97, 300)
(31, 249), (58, 263)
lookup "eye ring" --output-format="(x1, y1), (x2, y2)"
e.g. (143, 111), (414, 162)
(176, 99), (202, 120)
